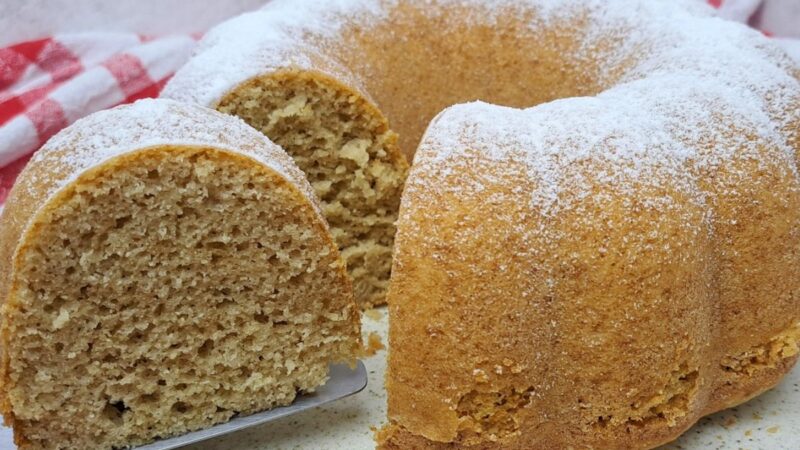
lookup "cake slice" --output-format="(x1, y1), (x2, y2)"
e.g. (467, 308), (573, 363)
(163, 68), (410, 309)
(0, 99), (360, 450)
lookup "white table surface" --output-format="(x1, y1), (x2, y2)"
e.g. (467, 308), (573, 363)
(3, 306), (797, 450)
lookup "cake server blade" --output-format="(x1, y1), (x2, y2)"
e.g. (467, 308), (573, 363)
(135, 361), (368, 450)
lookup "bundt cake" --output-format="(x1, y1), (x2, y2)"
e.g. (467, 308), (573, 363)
(0, 99), (361, 450)
(164, 0), (799, 447)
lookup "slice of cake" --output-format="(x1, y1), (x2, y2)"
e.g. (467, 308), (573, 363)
(163, 68), (410, 310)
(0, 99), (361, 450)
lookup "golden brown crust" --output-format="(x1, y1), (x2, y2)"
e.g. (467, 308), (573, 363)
(379, 146), (800, 449)
(378, 354), (800, 450)
(381, 117), (800, 449)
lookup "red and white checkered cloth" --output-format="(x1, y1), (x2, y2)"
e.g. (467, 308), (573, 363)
(0, 33), (196, 205)
(0, 0), (798, 208)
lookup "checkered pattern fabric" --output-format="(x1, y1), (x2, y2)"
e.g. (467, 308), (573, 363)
(0, 0), (797, 207)
(0, 33), (196, 204)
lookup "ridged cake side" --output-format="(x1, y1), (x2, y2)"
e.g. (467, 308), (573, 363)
(381, 84), (800, 448)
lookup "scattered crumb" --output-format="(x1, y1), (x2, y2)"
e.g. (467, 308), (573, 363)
(364, 308), (383, 321)
(745, 429), (753, 437)
(752, 412), (763, 421)
(363, 332), (385, 356)
(722, 416), (737, 428)
(766, 425), (780, 434)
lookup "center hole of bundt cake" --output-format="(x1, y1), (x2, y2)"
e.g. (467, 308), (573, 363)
(335, 3), (618, 157)
(215, 4), (627, 308)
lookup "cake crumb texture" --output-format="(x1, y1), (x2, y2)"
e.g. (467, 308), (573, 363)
(0, 100), (360, 450)
(216, 73), (407, 308)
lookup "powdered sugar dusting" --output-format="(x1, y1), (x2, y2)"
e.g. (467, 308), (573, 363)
(408, 1), (799, 220)
(163, 0), (800, 226)
(14, 98), (323, 225)
(416, 70), (796, 219)
(162, 0), (390, 105)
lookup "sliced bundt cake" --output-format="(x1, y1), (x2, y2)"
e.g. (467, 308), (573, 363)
(0, 99), (360, 450)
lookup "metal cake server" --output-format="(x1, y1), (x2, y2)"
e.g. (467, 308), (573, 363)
(135, 361), (368, 450)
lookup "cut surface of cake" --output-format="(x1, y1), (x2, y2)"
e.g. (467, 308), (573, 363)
(0, 99), (361, 450)
(164, 46), (410, 309)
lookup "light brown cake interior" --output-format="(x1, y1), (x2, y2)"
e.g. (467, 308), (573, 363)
(2, 147), (359, 450)
(218, 73), (407, 308)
